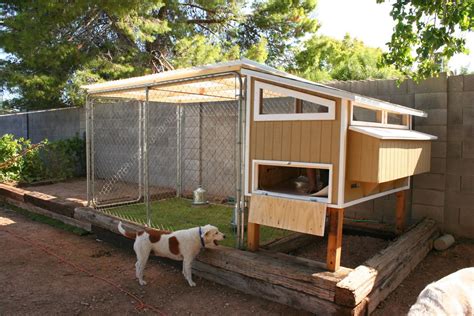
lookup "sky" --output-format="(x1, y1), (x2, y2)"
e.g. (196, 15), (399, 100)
(314, 0), (474, 72)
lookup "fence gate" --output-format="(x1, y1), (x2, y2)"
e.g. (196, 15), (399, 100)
(86, 73), (246, 248)
(87, 95), (145, 208)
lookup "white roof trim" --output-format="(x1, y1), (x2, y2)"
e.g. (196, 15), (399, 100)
(349, 126), (438, 140)
(82, 58), (427, 118)
(354, 95), (427, 117)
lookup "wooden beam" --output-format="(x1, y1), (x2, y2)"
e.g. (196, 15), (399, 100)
(262, 232), (318, 253)
(335, 218), (438, 307)
(395, 190), (406, 234)
(326, 208), (344, 272)
(247, 222), (260, 251)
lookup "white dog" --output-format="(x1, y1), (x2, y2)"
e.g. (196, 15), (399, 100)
(408, 267), (474, 315)
(118, 222), (225, 287)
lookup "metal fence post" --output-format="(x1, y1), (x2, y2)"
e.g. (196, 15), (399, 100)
(85, 96), (91, 207)
(144, 88), (151, 226)
(176, 104), (182, 197)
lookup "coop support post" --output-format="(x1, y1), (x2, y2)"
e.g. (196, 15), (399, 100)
(247, 222), (260, 251)
(395, 190), (406, 234)
(144, 87), (151, 226)
(326, 207), (344, 272)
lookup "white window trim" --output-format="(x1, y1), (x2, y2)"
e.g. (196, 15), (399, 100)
(251, 159), (332, 204)
(253, 81), (336, 121)
(350, 102), (409, 129)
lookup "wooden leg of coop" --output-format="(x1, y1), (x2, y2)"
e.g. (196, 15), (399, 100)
(247, 222), (260, 251)
(395, 190), (407, 234)
(326, 207), (344, 272)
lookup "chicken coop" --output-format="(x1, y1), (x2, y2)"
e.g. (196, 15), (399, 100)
(82, 59), (436, 272)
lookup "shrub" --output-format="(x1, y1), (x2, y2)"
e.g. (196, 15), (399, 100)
(0, 134), (85, 184)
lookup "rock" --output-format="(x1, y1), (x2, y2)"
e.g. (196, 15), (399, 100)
(434, 234), (455, 251)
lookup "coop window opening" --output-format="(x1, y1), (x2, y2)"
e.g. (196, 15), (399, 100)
(253, 81), (335, 121)
(350, 103), (409, 129)
(251, 160), (332, 203)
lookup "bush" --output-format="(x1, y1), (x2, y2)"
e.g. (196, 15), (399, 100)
(0, 134), (85, 184)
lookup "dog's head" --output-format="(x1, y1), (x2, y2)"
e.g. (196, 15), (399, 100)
(201, 224), (225, 248)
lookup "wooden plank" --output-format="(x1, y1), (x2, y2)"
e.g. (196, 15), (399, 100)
(290, 121), (302, 161)
(395, 190), (406, 234)
(272, 121), (283, 161)
(281, 121), (292, 161)
(262, 232), (318, 253)
(3, 197), (91, 231)
(263, 122), (273, 159)
(365, 237), (434, 314)
(192, 261), (354, 316)
(255, 122), (265, 159)
(335, 218), (438, 307)
(326, 208), (344, 272)
(249, 194), (327, 236)
(320, 121), (332, 162)
(196, 246), (348, 301)
(0, 184), (26, 202)
(310, 121), (322, 162)
(300, 121), (311, 162)
(74, 207), (144, 234)
(247, 222), (260, 251)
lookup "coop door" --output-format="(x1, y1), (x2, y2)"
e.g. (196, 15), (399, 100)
(249, 194), (327, 236)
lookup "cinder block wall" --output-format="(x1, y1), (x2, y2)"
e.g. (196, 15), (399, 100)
(0, 107), (85, 142)
(328, 73), (474, 238)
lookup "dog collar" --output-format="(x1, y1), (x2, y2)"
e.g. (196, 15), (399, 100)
(198, 226), (205, 248)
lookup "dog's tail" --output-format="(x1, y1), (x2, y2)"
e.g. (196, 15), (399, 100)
(118, 221), (137, 240)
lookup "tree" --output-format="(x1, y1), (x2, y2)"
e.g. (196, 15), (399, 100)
(292, 34), (402, 82)
(0, 0), (317, 110)
(378, 0), (474, 81)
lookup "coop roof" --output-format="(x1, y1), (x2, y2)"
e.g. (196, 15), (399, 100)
(349, 126), (438, 140)
(82, 59), (427, 117)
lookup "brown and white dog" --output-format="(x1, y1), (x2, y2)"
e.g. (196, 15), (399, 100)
(118, 222), (225, 287)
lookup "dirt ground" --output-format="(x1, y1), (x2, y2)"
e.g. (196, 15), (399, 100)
(293, 234), (390, 269)
(1, 206), (473, 315)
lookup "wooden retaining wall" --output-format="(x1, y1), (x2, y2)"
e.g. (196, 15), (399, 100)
(0, 183), (438, 315)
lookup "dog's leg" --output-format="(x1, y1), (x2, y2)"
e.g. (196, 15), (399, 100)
(134, 244), (151, 286)
(182, 258), (196, 287)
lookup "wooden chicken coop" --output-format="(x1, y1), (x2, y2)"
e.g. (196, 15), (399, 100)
(80, 59), (438, 313)
(243, 65), (437, 271)
(83, 59), (436, 271)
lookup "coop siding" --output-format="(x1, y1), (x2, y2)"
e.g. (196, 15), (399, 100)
(248, 77), (342, 203)
(378, 140), (431, 183)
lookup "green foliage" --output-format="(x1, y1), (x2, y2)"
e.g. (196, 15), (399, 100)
(0, 134), (85, 184)
(378, 0), (474, 81)
(1, 0), (318, 110)
(293, 34), (402, 82)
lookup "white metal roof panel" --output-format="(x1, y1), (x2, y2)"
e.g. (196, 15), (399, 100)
(82, 58), (427, 117)
(349, 126), (438, 140)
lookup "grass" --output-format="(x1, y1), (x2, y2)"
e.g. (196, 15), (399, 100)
(103, 197), (291, 248)
(0, 201), (89, 236)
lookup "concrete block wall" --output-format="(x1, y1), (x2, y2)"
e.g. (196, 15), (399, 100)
(0, 107), (84, 142)
(444, 75), (474, 237)
(329, 73), (474, 238)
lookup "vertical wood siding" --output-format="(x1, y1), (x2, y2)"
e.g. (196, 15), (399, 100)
(248, 77), (341, 203)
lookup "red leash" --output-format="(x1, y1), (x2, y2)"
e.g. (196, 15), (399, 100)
(2, 228), (166, 315)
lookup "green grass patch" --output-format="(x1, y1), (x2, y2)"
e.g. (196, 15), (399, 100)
(103, 197), (291, 248)
(0, 201), (89, 236)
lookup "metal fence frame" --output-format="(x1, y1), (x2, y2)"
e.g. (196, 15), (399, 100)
(85, 72), (246, 248)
